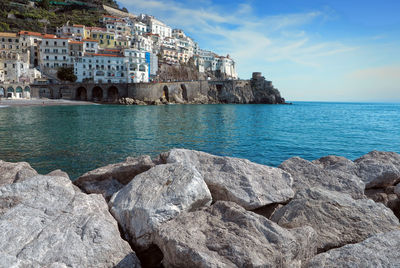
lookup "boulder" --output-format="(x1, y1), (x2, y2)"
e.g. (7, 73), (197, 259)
(0, 160), (38, 187)
(109, 163), (212, 250)
(165, 149), (294, 210)
(46, 169), (70, 180)
(279, 157), (365, 199)
(74, 155), (155, 201)
(312, 155), (358, 175)
(154, 201), (318, 268)
(0, 175), (140, 268)
(271, 188), (399, 252)
(365, 187), (400, 217)
(355, 151), (400, 189)
(306, 230), (400, 268)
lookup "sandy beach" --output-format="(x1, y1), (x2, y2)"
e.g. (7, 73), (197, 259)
(0, 98), (96, 107)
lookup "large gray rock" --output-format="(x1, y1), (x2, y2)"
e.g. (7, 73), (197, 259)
(0, 175), (140, 268)
(280, 157), (365, 199)
(109, 163), (212, 250)
(46, 169), (70, 180)
(312, 155), (358, 175)
(154, 201), (317, 268)
(165, 149), (294, 210)
(306, 230), (400, 268)
(0, 160), (38, 187)
(355, 151), (400, 189)
(74, 155), (155, 201)
(365, 187), (400, 217)
(271, 188), (399, 252)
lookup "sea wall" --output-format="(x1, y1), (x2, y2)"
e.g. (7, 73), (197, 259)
(30, 73), (285, 104)
(1, 150), (400, 267)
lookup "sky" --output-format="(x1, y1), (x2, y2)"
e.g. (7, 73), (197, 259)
(117, 0), (400, 102)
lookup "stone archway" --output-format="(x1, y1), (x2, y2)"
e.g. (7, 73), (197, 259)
(92, 86), (103, 102)
(76, 86), (87, 101)
(163, 86), (169, 101)
(181, 84), (188, 101)
(23, 86), (30, 98)
(7, 87), (14, 98)
(107, 86), (119, 102)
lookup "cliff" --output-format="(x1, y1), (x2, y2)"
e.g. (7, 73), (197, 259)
(206, 72), (285, 104)
(1, 150), (400, 267)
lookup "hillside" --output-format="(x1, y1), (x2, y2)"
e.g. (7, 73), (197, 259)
(0, 0), (125, 33)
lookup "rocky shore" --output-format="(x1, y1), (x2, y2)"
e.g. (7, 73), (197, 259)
(1, 149), (400, 267)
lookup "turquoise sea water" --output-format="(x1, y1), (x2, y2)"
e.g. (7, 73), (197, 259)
(0, 102), (399, 179)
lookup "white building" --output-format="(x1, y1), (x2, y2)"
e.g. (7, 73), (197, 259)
(56, 23), (86, 40)
(83, 39), (99, 54)
(124, 49), (149, 83)
(132, 21), (148, 35)
(139, 14), (172, 39)
(74, 53), (127, 83)
(39, 37), (71, 73)
(131, 34), (153, 52)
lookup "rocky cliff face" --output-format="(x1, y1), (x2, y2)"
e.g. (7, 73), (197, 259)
(207, 74), (285, 104)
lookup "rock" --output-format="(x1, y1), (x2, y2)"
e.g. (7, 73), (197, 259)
(74, 155), (155, 201)
(279, 157), (365, 199)
(0, 160), (38, 187)
(305, 230), (400, 268)
(365, 187), (400, 218)
(0, 175), (140, 267)
(312, 155), (358, 176)
(46, 169), (70, 180)
(395, 183), (400, 197)
(271, 187), (399, 252)
(109, 163), (212, 250)
(165, 149), (294, 210)
(154, 201), (317, 268)
(355, 151), (400, 189)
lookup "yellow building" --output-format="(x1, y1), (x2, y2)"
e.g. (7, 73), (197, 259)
(87, 28), (116, 49)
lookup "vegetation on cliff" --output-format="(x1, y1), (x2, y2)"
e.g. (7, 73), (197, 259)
(0, 0), (122, 33)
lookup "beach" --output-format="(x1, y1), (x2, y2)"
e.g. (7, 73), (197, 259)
(0, 98), (95, 107)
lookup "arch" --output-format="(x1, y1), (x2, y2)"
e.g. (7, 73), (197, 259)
(181, 84), (188, 101)
(139, 64), (146, 72)
(24, 86), (30, 92)
(92, 86), (103, 101)
(16, 86), (23, 93)
(7, 87), (14, 93)
(163, 86), (169, 101)
(76, 86), (87, 101)
(107, 86), (119, 102)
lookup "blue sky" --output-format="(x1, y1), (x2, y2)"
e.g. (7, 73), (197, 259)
(117, 0), (400, 101)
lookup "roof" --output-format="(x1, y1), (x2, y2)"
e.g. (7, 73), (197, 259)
(72, 24), (85, 28)
(18, 31), (43, 37)
(83, 39), (99, 43)
(69, 41), (83, 44)
(87, 53), (124, 58)
(42, 36), (69, 40)
(0, 32), (18, 37)
(104, 49), (120, 52)
(86, 27), (107, 31)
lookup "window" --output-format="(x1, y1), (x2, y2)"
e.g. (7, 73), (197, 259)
(55, 56), (58, 60)
(46, 41), (49, 45)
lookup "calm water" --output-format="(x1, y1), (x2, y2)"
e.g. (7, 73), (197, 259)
(0, 102), (399, 180)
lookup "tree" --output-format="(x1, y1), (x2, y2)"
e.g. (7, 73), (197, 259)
(39, 0), (50, 10)
(121, 7), (128, 12)
(57, 67), (77, 82)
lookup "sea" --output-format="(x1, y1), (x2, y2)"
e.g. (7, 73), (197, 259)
(0, 102), (399, 180)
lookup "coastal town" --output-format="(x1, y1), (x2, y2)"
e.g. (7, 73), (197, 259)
(0, 3), (238, 99)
